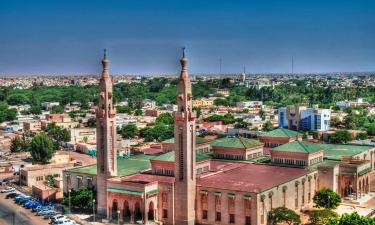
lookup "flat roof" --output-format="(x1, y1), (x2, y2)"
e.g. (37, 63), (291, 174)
(66, 154), (154, 176)
(198, 162), (311, 193)
(318, 143), (374, 160)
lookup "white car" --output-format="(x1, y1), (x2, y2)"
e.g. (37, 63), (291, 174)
(53, 219), (75, 225)
(1, 187), (15, 193)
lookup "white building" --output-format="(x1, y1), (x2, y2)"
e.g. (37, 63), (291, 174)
(278, 106), (331, 131)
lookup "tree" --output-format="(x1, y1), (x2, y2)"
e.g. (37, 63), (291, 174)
(234, 121), (248, 129)
(119, 123), (138, 139)
(263, 120), (274, 132)
(30, 133), (56, 164)
(29, 105), (42, 115)
(313, 188), (341, 209)
(357, 132), (368, 140)
(62, 187), (94, 212)
(134, 109), (143, 116)
(87, 118), (96, 127)
(310, 209), (339, 225)
(156, 113), (174, 125)
(50, 105), (65, 114)
(0, 102), (17, 122)
(268, 207), (301, 225)
(330, 130), (352, 144)
(366, 124), (375, 136)
(330, 117), (342, 128)
(116, 105), (132, 114)
(326, 212), (375, 225)
(10, 136), (29, 153)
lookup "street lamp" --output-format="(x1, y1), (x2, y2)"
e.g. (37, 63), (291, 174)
(93, 199), (96, 222)
(117, 210), (120, 225)
(68, 189), (72, 213)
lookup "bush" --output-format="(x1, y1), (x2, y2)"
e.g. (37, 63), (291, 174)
(313, 188), (341, 209)
(310, 209), (339, 225)
(268, 207), (301, 225)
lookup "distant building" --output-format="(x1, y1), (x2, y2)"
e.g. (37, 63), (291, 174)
(278, 106), (331, 131)
(236, 101), (263, 109)
(336, 98), (370, 108)
(192, 98), (214, 108)
(211, 88), (230, 96)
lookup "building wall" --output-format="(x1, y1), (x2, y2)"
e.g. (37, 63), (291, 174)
(62, 171), (97, 193)
(21, 165), (72, 187)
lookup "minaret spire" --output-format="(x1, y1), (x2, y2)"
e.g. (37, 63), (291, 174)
(174, 48), (196, 225)
(102, 49), (109, 77)
(180, 47), (188, 80)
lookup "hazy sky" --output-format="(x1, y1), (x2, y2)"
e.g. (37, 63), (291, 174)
(0, 0), (374, 75)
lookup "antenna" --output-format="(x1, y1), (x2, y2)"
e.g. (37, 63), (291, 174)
(292, 56), (294, 74)
(219, 57), (222, 75)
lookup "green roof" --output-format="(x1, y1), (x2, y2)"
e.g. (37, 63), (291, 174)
(151, 151), (212, 162)
(317, 144), (374, 160)
(162, 137), (209, 145)
(272, 141), (322, 154)
(66, 154), (154, 176)
(262, 128), (300, 138)
(107, 188), (143, 196)
(210, 137), (262, 149)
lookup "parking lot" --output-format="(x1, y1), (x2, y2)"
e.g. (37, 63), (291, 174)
(0, 187), (77, 225)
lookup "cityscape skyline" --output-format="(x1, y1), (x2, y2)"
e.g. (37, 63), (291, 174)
(1, 0), (375, 75)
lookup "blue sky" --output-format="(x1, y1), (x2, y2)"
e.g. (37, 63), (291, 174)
(0, 0), (374, 75)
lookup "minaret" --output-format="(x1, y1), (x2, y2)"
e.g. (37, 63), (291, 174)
(96, 49), (117, 216)
(173, 48), (196, 225)
(240, 65), (246, 83)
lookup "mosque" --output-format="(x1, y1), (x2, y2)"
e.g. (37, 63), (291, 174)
(63, 50), (375, 225)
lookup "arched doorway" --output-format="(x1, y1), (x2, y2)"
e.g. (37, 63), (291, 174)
(123, 200), (131, 222)
(112, 199), (118, 220)
(366, 177), (369, 193)
(148, 201), (155, 221)
(134, 202), (142, 222)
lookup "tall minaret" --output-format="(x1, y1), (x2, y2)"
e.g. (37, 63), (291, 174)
(173, 48), (196, 225)
(96, 49), (117, 216)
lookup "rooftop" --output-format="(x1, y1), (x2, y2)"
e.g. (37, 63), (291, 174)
(317, 143), (374, 160)
(198, 161), (311, 193)
(261, 128), (300, 138)
(210, 136), (262, 149)
(272, 141), (322, 154)
(66, 154), (154, 176)
(151, 151), (212, 162)
(162, 137), (209, 145)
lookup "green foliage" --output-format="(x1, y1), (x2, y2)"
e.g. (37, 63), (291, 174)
(330, 130), (353, 144)
(116, 105), (132, 114)
(263, 120), (274, 131)
(87, 118), (96, 128)
(313, 188), (342, 209)
(50, 105), (65, 114)
(29, 105), (42, 115)
(268, 207), (301, 225)
(63, 187), (94, 212)
(234, 121), (248, 129)
(310, 209), (339, 225)
(118, 123), (138, 139)
(45, 123), (71, 142)
(6, 93), (28, 105)
(30, 133), (56, 164)
(10, 136), (30, 153)
(156, 113), (174, 125)
(204, 113), (236, 124)
(0, 102), (17, 122)
(134, 109), (143, 116)
(44, 174), (58, 187)
(139, 124), (173, 142)
(357, 132), (368, 140)
(366, 124), (375, 136)
(326, 212), (375, 225)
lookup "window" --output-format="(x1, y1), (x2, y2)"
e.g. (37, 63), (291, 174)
(246, 216), (251, 225)
(163, 209), (168, 218)
(202, 210), (208, 220)
(229, 214), (235, 224)
(216, 212), (221, 222)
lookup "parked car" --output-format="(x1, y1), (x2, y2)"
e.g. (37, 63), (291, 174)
(51, 215), (68, 223)
(43, 211), (58, 219)
(6, 192), (19, 199)
(1, 187), (15, 193)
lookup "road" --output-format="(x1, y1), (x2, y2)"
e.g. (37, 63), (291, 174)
(0, 193), (50, 225)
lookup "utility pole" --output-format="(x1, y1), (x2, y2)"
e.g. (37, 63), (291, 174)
(292, 56), (294, 74)
(219, 57), (222, 75)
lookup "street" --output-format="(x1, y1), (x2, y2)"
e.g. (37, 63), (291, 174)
(0, 192), (50, 225)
